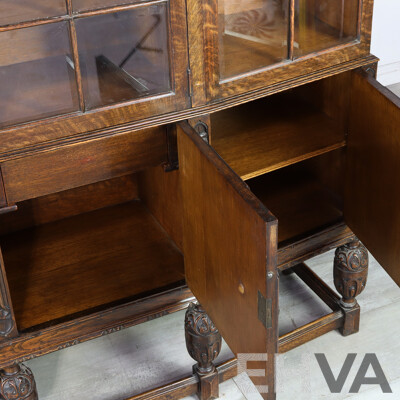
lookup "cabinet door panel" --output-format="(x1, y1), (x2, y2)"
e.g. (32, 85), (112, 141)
(177, 121), (278, 397)
(188, 0), (373, 104)
(345, 71), (400, 286)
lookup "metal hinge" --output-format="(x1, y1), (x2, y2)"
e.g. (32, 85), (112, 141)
(258, 291), (272, 329)
(194, 121), (209, 144)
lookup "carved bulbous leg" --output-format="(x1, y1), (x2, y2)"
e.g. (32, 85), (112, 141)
(334, 239), (368, 336)
(0, 364), (38, 400)
(185, 303), (222, 400)
(334, 240), (368, 308)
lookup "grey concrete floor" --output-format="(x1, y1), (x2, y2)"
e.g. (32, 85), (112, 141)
(25, 249), (400, 399)
(388, 82), (400, 97)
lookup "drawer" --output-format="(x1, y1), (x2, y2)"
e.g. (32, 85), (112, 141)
(1, 126), (167, 203)
(176, 68), (400, 395)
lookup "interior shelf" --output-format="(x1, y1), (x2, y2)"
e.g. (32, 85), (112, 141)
(211, 92), (346, 181)
(248, 165), (343, 246)
(1, 201), (185, 331)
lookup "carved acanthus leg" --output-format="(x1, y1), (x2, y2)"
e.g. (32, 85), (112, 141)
(185, 303), (222, 400)
(0, 364), (38, 400)
(334, 239), (369, 336)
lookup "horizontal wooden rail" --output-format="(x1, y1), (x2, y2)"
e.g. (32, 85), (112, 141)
(278, 311), (343, 353)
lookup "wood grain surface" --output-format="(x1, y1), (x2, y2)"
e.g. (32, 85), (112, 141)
(178, 121), (278, 398)
(345, 70), (400, 286)
(1, 201), (184, 330)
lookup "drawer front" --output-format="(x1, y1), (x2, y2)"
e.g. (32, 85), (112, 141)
(2, 127), (167, 203)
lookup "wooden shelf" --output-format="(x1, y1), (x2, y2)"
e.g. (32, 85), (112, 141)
(211, 93), (346, 181)
(248, 167), (343, 245)
(1, 201), (185, 331)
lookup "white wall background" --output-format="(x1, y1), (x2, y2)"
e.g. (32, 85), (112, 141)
(371, 0), (400, 85)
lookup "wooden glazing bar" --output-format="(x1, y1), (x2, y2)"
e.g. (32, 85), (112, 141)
(0, 17), (66, 32)
(66, 0), (73, 15)
(69, 20), (86, 112)
(73, 0), (166, 19)
(0, 0), (163, 32)
(288, 0), (295, 60)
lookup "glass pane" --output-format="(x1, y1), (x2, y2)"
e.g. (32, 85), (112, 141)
(0, 0), (67, 26)
(73, 0), (146, 12)
(294, 0), (359, 58)
(218, 0), (289, 80)
(75, 4), (171, 109)
(0, 23), (79, 128)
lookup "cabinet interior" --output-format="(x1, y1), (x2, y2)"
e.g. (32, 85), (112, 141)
(211, 71), (351, 246)
(0, 71), (351, 332)
(0, 173), (184, 332)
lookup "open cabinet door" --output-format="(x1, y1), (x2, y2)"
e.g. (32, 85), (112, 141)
(177, 122), (278, 398)
(345, 70), (400, 286)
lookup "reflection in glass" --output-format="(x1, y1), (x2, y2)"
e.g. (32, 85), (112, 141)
(0, 0), (67, 26)
(218, 0), (289, 80)
(294, 0), (359, 57)
(75, 4), (171, 109)
(0, 23), (79, 128)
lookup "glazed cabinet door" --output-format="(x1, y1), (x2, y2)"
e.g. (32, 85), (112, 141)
(0, 0), (189, 131)
(177, 122), (278, 398)
(345, 70), (400, 286)
(187, 0), (373, 104)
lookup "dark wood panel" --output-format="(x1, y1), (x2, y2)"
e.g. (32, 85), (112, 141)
(0, 175), (139, 236)
(295, 71), (352, 132)
(345, 71), (400, 286)
(177, 121), (278, 398)
(2, 126), (167, 202)
(1, 201), (184, 330)
(0, 249), (18, 340)
(139, 166), (183, 251)
(211, 93), (346, 180)
(248, 166), (343, 245)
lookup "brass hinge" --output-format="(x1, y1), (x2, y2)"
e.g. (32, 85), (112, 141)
(258, 291), (272, 329)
